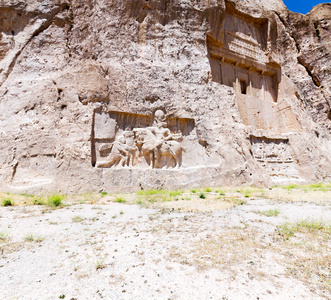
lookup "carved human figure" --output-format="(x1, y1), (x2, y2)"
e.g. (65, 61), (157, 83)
(270, 143), (279, 160)
(253, 142), (264, 160)
(121, 126), (138, 166)
(98, 126), (137, 168)
(265, 142), (277, 160)
(97, 141), (127, 167)
(278, 142), (292, 161)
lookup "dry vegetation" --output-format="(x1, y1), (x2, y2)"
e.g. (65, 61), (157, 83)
(0, 183), (330, 299)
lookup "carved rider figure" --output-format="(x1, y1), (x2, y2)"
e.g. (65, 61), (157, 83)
(132, 109), (183, 168)
(147, 110), (178, 167)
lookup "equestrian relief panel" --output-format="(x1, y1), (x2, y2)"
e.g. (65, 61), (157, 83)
(92, 109), (207, 169)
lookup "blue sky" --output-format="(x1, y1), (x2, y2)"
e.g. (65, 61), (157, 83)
(283, 0), (329, 14)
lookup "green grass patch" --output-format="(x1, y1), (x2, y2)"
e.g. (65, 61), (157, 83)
(279, 182), (331, 192)
(236, 187), (261, 198)
(169, 190), (182, 197)
(20, 193), (34, 197)
(136, 189), (168, 196)
(255, 209), (280, 217)
(280, 183), (298, 191)
(203, 187), (212, 193)
(137, 189), (182, 197)
(277, 219), (331, 239)
(72, 216), (84, 222)
(135, 189), (184, 206)
(115, 197), (126, 203)
(24, 234), (44, 243)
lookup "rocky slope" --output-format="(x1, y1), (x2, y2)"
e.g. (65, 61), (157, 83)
(0, 0), (330, 193)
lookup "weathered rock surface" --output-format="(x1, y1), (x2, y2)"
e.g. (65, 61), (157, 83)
(0, 0), (330, 193)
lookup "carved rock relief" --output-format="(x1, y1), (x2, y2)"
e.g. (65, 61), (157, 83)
(209, 5), (279, 102)
(207, 4), (280, 104)
(92, 109), (201, 169)
(207, 3), (301, 133)
(250, 136), (300, 181)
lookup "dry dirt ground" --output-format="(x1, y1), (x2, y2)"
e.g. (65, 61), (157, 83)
(0, 185), (330, 300)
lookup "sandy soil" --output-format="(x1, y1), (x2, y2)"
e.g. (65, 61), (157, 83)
(0, 188), (330, 299)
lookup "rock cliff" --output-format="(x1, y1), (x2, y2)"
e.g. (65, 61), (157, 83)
(0, 0), (330, 193)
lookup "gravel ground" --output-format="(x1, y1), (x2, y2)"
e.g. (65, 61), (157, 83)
(0, 191), (330, 300)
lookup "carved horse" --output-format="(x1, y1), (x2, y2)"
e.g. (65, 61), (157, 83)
(133, 128), (183, 168)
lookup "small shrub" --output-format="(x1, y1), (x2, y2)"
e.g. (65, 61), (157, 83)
(47, 194), (64, 207)
(24, 234), (35, 242)
(33, 197), (44, 205)
(276, 223), (297, 239)
(203, 187), (212, 193)
(2, 198), (13, 206)
(96, 259), (106, 270)
(190, 189), (197, 193)
(219, 191), (226, 196)
(237, 188), (253, 198)
(100, 191), (108, 196)
(0, 232), (9, 241)
(72, 216), (83, 223)
(226, 198), (247, 206)
(233, 198), (247, 205)
(199, 193), (206, 199)
(115, 197), (126, 203)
